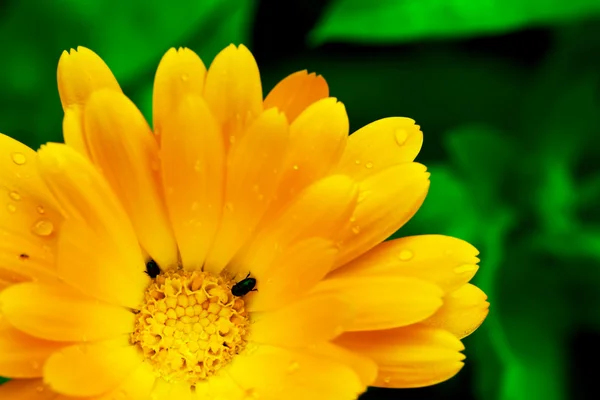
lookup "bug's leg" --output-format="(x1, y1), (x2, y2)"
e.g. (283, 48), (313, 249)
(251, 288), (258, 292)
(245, 272), (251, 279)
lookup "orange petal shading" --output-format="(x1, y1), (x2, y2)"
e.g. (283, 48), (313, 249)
(246, 238), (337, 312)
(264, 70), (329, 122)
(203, 44), (263, 148)
(57, 47), (122, 156)
(0, 379), (60, 400)
(151, 379), (194, 400)
(84, 89), (178, 268)
(231, 175), (357, 278)
(0, 282), (135, 342)
(335, 325), (465, 388)
(205, 108), (289, 272)
(0, 319), (65, 378)
(43, 337), (142, 397)
(160, 95), (225, 271)
(194, 371), (245, 400)
(338, 117), (423, 181)
(250, 293), (353, 347)
(333, 163), (430, 269)
(330, 235), (480, 293)
(153, 47), (207, 143)
(0, 133), (61, 283)
(56, 220), (150, 309)
(304, 342), (378, 387)
(422, 284), (489, 339)
(270, 98), (349, 211)
(94, 362), (156, 400)
(228, 344), (365, 400)
(313, 275), (443, 331)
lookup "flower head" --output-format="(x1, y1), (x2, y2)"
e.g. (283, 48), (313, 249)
(0, 44), (488, 399)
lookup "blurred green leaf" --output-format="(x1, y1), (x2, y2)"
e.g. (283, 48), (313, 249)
(310, 0), (600, 44)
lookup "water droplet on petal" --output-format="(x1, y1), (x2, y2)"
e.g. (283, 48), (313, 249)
(8, 191), (21, 201)
(31, 219), (54, 236)
(394, 129), (408, 145)
(287, 361), (300, 373)
(351, 226), (361, 234)
(11, 152), (26, 165)
(383, 376), (391, 385)
(349, 215), (356, 223)
(36, 385), (45, 393)
(181, 73), (189, 82)
(365, 162), (373, 169)
(398, 250), (413, 261)
(354, 159), (361, 165)
(37, 205), (45, 214)
(292, 164), (299, 170)
(6, 203), (16, 213)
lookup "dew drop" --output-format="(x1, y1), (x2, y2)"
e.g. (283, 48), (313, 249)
(6, 203), (16, 213)
(36, 205), (45, 214)
(181, 73), (189, 82)
(365, 162), (374, 169)
(394, 129), (408, 145)
(351, 226), (361, 234)
(36, 385), (45, 393)
(287, 361), (300, 373)
(349, 215), (356, 223)
(11, 152), (26, 165)
(383, 376), (391, 385)
(31, 219), (54, 236)
(354, 159), (361, 165)
(398, 250), (413, 261)
(8, 191), (21, 201)
(292, 164), (299, 170)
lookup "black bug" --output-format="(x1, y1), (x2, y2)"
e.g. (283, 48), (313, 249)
(231, 273), (257, 297)
(144, 260), (161, 278)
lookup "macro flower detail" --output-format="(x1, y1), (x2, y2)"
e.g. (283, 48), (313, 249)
(0, 44), (489, 399)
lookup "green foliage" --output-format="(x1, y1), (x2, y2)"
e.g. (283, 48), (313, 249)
(311, 0), (600, 44)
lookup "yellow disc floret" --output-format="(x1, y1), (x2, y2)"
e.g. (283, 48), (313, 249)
(131, 270), (250, 384)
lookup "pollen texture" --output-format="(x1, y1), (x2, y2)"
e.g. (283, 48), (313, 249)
(131, 270), (250, 384)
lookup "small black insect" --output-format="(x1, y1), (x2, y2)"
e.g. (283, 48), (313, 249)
(231, 273), (257, 297)
(144, 260), (161, 278)
(19, 253), (29, 260)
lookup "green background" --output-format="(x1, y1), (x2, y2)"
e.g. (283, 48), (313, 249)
(1, 0), (600, 399)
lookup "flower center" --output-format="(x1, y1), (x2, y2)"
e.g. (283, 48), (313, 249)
(131, 270), (250, 384)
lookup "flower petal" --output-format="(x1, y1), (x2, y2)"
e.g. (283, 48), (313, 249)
(0, 319), (65, 378)
(153, 47), (206, 143)
(57, 220), (150, 309)
(332, 163), (430, 269)
(57, 47), (122, 155)
(0, 282), (135, 341)
(0, 379), (59, 400)
(160, 95), (225, 271)
(36, 143), (147, 308)
(205, 108), (289, 272)
(246, 238), (337, 312)
(422, 284), (489, 339)
(263, 70), (329, 122)
(330, 235), (480, 293)
(313, 275), (443, 331)
(83, 89), (178, 268)
(250, 293), (353, 347)
(194, 372), (245, 400)
(268, 98), (349, 212)
(335, 325), (465, 388)
(43, 337), (142, 397)
(231, 174), (357, 278)
(95, 362), (156, 400)
(151, 379), (194, 400)
(0, 133), (61, 283)
(337, 117), (423, 181)
(203, 44), (263, 148)
(228, 344), (365, 400)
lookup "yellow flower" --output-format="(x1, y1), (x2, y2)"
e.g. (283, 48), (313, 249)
(0, 45), (489, 399)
